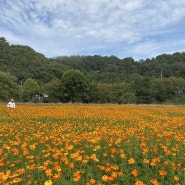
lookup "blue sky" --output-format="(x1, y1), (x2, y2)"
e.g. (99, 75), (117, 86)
(0, 0), (185, 61)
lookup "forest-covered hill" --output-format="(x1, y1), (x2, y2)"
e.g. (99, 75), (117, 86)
(54, 53), (185, 83)
(1, 37), (185, 84)
(0, 37), (68, 84)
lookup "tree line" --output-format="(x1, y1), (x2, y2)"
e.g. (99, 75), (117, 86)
(1, 37), (185, 104)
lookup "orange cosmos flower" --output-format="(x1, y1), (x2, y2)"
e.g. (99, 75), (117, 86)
(1, 170), (11, 181)
(105, 162), (110, 167)
(73, 171), (81, 182)
(143, 159), (149, 164)
(111, 165), (119, 170)
(90, 154), (99, 162)
(110, 148), (117, 154)
(15, 168), (25, 175)
(118, 171), (123, 176)
(140, 142), (147, 148)
(135, 180), (145, 185)
(108, 175), (115, 181)
(53, 161), (59, 167)
(151, 147), (158, 154)
(163, 161), (168, 165)
(164, 134), (171, 139)
(103, 152), (108, 157)
(159, 169), (167, 176)
(29, 144), (36, 150)
(131, 169), (138, 177)
(122, 134), (127, 139)
(70, 152), (79, 159)
(93, 145), (100, 151)
(150, 179), (159, 185)
(75, 155), (82, 161)
(96, 164), (105, 170)
(55, 166), (61, 172)
(45, 169), (53, 177)
(120, 153), (126, 159)
(105, 167), (112, 172)
(23, 149), (29, 155)
(142, 148), (149, 154)
(102, 175), (109, 182)
(0, 160), (5, 167)
(12, 148), (19, 155)
(174, 176), (179, 181)
(128, 158), (135, 164)
(170, 162), (176, 170)
(53, 173), (61, 180)
(111, 172), (117, 178)
(82, 159), (89, 164)
(89, 178), (96, 184)
(12, 178), (23, 183)
(68, 162), (75, 169)
(150, 157), (160, 166)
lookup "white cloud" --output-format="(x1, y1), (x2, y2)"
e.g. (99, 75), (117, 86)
(0, 0), (185, 59)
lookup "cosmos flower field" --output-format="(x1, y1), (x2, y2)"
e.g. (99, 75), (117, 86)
(0, 104), (185, 185)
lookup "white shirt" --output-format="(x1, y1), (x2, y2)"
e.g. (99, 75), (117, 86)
(7, 101), (16, 108)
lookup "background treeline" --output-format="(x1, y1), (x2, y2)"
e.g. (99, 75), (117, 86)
(1, 37), (185, 104)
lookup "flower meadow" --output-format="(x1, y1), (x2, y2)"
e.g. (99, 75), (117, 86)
(1, 104), (185, 185)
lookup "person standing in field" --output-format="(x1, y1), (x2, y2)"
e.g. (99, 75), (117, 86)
(7, 98), (16, 108)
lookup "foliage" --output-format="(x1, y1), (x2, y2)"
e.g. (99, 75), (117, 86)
(118, 92), (137, 104)
(150, 77), (185, 103)
(0, 71), (21, 102)
(2, 37), (185, 85)
(134, 77), (152, 104)
(55, 53), (185, 83)
(0, 37), (67, 84)
(41, 79), (61, 103)
(61, 69), (89, 102)
(22, 78), (40, 102)
(2, 37), (185, 104)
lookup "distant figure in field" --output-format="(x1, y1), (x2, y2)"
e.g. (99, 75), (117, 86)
(7, 99), (16, 108)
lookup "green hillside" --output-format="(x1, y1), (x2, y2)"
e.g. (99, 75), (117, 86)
(0, 37), (68, 84)
(1, 37), (185, 85)
(1, 36), (185, 104)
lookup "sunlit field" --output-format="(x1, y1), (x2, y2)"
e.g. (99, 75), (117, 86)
(1, 104), (185, 185)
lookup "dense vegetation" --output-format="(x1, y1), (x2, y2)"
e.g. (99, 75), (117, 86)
(1, 37), (185, 104)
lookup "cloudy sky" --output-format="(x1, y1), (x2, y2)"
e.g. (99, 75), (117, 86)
(1, 0), (185, 60)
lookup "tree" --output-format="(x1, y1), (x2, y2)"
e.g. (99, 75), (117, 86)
(151, 77), (185, 103)
(118, 92), (137, 104)
(41, 79), (61, 103)
(134, 77), (152, 104)
(61, 69), (89, 102)
(22, 78), (40, 102)
(0, 37), (9, 47)
(0, 71), (21, 101)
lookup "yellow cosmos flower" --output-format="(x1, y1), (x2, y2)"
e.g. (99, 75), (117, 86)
(44, 180), (53, 185)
